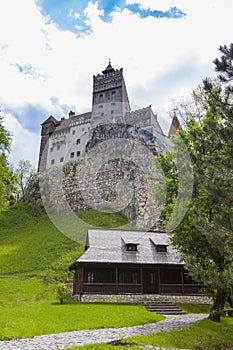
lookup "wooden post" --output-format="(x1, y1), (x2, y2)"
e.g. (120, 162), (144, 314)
(140, 268), (143, 294)
(181, 267), (184, 294)
(80, 266), (84, 294)
(158, 268), (161, 294)
(116, 266), (118, 294)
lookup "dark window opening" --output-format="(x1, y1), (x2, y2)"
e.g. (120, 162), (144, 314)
(84, 268), (116, 283)
(77, 151), (80, 157)
(70, 152), (74, 158)
(76, 139), (80, 144)
(160, 268), (182, 284)
(99, 94), (103, 103)
(118, 268), (140, 283)
(150, 272), (157, 285)
(60, 157), (64, 162)
(156, 245), (167, 252)
(51, 159), (55, 165)
(126, 243), (138, 251)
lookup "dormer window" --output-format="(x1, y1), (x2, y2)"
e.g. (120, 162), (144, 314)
(156, 245), (167, 253)
(126, 243), (138, 252)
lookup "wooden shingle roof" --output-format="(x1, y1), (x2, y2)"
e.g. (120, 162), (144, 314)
(74, 229), (182, 266)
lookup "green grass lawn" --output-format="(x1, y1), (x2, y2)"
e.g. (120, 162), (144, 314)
(0, 277), (164, 340)
(178, 303), (211, 314)
(66, 345), (144, 350)
(126, 317), (233, 350)
(0, 203), (132, 280)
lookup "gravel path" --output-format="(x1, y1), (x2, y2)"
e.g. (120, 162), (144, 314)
(0, 314), (207, 350)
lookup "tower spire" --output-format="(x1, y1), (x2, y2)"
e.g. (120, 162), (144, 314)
(102, 59), (115, 74)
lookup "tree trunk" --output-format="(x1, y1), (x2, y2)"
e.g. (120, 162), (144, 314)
(208, 287), (225, 322)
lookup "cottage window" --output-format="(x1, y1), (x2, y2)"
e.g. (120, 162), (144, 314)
(118, 268), (140, 283)
(150, 272), (157, 285)
(87, 271), (95, 283)
(156, 245), (167, 252)
(126, 243), (138, 251)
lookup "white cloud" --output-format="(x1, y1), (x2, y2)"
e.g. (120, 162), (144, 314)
(0, 0), (232, 166)
(67, 9), (80, 19)
(2, 112), (40, 168)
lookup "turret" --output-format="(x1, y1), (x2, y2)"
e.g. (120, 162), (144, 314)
(91, 60), (130, 128)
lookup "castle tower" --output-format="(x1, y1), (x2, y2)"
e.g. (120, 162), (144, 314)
(91, 60), (130, 128)
(37, 116), (60, 172)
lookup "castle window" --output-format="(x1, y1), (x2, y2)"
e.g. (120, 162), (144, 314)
(126, 243), (138, 252)
(98, 105), (103, 108)
(111, 110), (114, 114)
(57, 145), (60, 150)
(51, 159), (55, 165)
(76, 138), (80, 144)
(156, 245), (167, 253)
(99, 94), (103, 103)
(60, 157), (64, 162)
(50, 147), (53, 152)
(70, 152), (74, 158)
(72, 130), (75, 135)
(77, 151), (80, 157)
(112, 91), (116, 99)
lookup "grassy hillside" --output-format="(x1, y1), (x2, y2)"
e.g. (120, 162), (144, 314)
(0, 203), (130, 280)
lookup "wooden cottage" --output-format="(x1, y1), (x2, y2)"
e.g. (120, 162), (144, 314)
(69, 229), (202, 296)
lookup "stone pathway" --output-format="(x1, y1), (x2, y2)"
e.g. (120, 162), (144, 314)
(0, 314), (207, 350)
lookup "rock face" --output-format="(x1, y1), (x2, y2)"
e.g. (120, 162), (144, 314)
(24, 124), (165, 229)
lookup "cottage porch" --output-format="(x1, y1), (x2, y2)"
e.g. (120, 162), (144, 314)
(73, 264), (203, 296)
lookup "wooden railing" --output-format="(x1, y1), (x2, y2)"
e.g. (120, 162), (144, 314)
(82, 283), (204, 295)
(160, 284), (204, 295)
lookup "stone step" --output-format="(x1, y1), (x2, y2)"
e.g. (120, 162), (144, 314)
(141, 302), (185, 315)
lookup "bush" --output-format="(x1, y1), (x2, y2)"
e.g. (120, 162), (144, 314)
(55, 282), (71, 304)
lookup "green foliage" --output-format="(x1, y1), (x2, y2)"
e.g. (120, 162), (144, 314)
(0, 278), (163, 340)
(55, 282), (71, 304)
(154, 44), (233, 321)
(0, 115), (16, 212)
(128, 318), (233, 350)
(15, 159), (36, 199)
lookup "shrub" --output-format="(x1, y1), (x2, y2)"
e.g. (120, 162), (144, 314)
(55, 282), (71, 304)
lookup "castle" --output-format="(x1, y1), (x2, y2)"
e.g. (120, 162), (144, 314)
(38, 61), (172, 173)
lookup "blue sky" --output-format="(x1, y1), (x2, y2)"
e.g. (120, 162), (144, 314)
(38, 0), (186, 35)
(0, 0), (232, 167)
